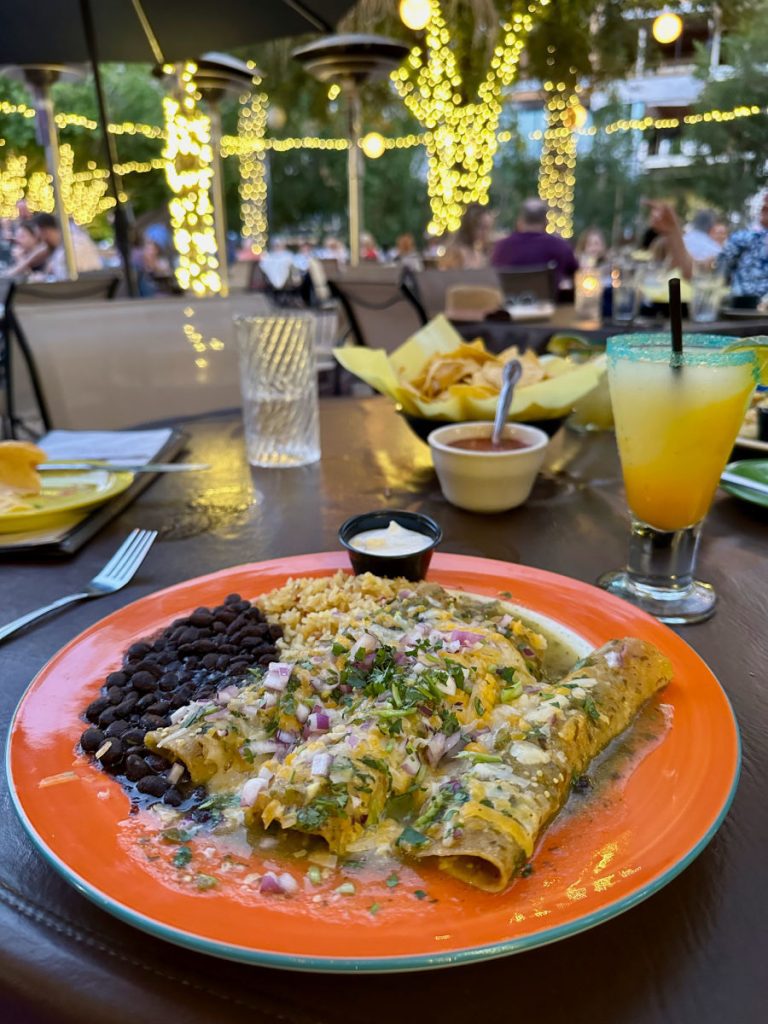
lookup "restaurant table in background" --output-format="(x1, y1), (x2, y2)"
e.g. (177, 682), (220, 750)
(453, 304), (768, 353)
(1, 398), (766, 1024)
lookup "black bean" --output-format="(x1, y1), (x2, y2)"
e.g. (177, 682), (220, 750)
(106, 671), (129, 687)
(165, 660), (182, 673)
(229, 660), (251, 673)
(98, 707), (120, 728)
(131, 670), (157, 692)
(97, 738), (123, 766)
(105, 720), (130, 738)
(125, 744), (148, 758)
(257, 654), (275, 668)
(104, 685), (123, 705)
(201, 653), (219, 670)
(156, 651), (174, 666)
(163, 787), (183, 807)
(179, 627), (200, 644)
(140, 714), (166, 731)
(113, 694), (139, 716)
(128, 642), (151, 658)
(190, 609), (213, 627)
(85, 696), (111, 723)
(144, 752), (169, 772)
(268, 624), (282, 641)
(158, 673), (179, 691)
(122, 728), (147, 747)
(212, 621), (227, 633)
(193, 639), (215, 655)
(185, 657), (200, 669)
(135, 659), (163, 678)
(80, 727), (105, 752)
(146, 700), (170, 716)
(137, 774), (169, 797)
(124, 754), (151, 781)
(215, 655), (231, 670)
(225, 593), (242, 605)
(136, 693), (157, 711)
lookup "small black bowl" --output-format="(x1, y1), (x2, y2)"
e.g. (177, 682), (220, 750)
(398, 410), (566, 444)
(338, 509), (442, 581)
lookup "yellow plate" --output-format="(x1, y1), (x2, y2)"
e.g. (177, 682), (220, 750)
(0, 469), (134, 534)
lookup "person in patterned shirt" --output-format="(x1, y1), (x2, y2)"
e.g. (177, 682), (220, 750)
(718, 191), (768, 299)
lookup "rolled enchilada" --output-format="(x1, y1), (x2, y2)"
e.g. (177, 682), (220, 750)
(403, 638), (672, 891)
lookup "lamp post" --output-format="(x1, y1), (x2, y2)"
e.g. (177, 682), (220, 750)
(293, 34), (408, 266)
(18, 65), (78, 279)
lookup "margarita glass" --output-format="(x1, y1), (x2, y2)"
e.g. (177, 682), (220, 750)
(598, 334), (758, 623)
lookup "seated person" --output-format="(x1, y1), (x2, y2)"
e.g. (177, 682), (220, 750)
(492, 198), (578, 286)
(718, 191), (768, 299)
(440, 203), (494, 269)
(1, 222), (49, 279)
(30, 212), (103, 279)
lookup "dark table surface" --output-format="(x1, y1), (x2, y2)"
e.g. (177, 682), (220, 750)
(1, 399), (767, 1024)
(453, 306), (768, 352)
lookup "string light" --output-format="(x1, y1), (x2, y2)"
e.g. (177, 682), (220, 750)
(237, 76), (269, 255)
(399, 0), (431, 31)
(162, 62), (222, 297)
(392, 0), (548, 234)
(652, 12), (683, 45)
(537, 84), (581, 238)
(360, 131), (386, 159)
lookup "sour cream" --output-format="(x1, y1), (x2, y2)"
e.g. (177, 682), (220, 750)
(349, 520), (433, 556)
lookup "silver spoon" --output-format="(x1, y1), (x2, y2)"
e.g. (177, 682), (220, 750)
(491, 359), (523, 447)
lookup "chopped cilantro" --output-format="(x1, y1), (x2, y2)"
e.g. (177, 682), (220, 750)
(385, 873), (400, 888)
(396, 825), (429, 848)
(195, 874), (218, 890)
(582, 696), (601, 723)
(161, 827), (192, 844)
(172, 845), (192, 868)
(474, 698), (485, 716)
(361, 755), (389, 775)
(369, 902), (380, 915)
(240, 744), (254, 764)
(331, 641), (347, 656)
(496, 666), (518, 684)
(413, 889), (428, 900)
(520, 863), (534, 878)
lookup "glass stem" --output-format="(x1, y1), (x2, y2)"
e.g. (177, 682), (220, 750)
(626, 519), (703, 592)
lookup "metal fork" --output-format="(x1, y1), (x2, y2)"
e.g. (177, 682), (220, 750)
(0, 528), (158, 643)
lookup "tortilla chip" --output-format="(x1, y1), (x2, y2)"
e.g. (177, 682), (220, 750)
(0, 441), (46, 497)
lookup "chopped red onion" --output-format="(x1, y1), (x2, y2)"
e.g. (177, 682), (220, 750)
(521, 646), (535, 657)
(443, 732), (464, 757)
(398, 589), (414, 598)
(216, 684), (239, 704)
(258, 765), (274, 782)
(450, 629), (485, 647)
(295, 702), (310, 724)
(241, 777), (267, 807)
(308, 712), (330, 732)
(426, 733), (446, 766)
(259, 872), (284, 894)
(262, 692), (277, 709)
(311, 753), (331, 777)
(277, 729), (298, 745)
(278, 872), (299, 895)
(349, 632), (378, 663)
(498, 614), (512, 629)
(345, 731), (360, 749)
(442, 640), (461, 654)
(402, 755), (420, 776)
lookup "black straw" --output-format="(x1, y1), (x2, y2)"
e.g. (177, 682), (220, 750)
(669, 278), (684, 369)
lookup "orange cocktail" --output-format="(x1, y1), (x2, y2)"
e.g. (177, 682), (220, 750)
(599, 335), (758, 624)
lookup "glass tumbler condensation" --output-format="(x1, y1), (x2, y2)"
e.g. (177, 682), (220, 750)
(234, 313), (321, 467)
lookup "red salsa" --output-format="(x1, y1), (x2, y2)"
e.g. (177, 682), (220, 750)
(447, 435), (531, 452)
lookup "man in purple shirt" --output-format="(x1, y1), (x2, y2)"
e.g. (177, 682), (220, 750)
(491, 198), (578, 286)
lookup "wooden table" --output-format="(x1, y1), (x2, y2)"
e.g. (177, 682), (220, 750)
(1, 399), (766, 1024)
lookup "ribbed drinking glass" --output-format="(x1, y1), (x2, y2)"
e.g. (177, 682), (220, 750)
(234, 313), (321, 468)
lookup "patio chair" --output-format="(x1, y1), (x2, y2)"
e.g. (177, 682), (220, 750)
(496, 263), (558, 305)
(1, 272), (120, 438)
(328, 269), (423, 353)
(403, 267), (503, 322)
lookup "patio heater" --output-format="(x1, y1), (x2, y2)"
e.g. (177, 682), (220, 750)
(292, 34), (408, 266)
(8, 65), (78, 279)
(193, 53), (259, 297)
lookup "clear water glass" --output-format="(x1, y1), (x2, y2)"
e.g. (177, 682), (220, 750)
(690, 261), (726, 323)
(611, 264), (640, 322)
(234, 313), (321, 468)
(598, 334), (757, 623)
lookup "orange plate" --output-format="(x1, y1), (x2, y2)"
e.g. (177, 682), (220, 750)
(7, 553), (740, 972)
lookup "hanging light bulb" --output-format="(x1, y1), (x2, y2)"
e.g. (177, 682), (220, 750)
(399, 0), (431, 32)
(652, 12), (683, 45)
(360, 131), (386, 159)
